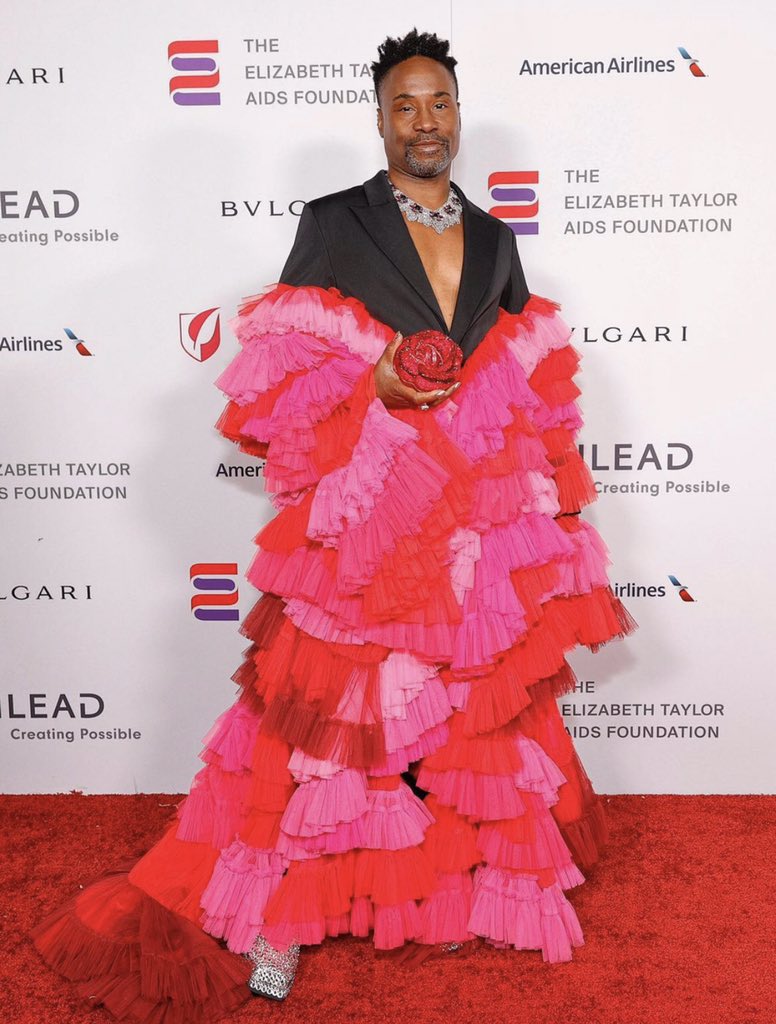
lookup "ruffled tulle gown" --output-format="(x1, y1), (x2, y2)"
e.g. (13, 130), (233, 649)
(32, 284), (637, 1023)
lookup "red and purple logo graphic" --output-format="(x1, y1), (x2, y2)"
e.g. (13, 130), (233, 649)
(63, 327), (93, 356)
(668, 574), (695, 602)
(190, 562), (239, 621)
(677, 47), (706, 78)
(488, 172), (539, 235)
(179, 307), (221, 362)
(168, 40), (221, 106)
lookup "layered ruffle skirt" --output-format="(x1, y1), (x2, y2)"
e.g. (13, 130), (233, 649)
(32, 285), (637, 1023)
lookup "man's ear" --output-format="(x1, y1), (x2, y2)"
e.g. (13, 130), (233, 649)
(376, 106), (384, 139)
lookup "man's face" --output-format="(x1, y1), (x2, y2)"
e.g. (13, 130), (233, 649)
(377, 56), (460, 179)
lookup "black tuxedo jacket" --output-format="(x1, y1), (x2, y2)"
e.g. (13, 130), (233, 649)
(279, 169), (530, 363)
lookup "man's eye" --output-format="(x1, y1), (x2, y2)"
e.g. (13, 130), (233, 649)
(434, 103), (448, 109)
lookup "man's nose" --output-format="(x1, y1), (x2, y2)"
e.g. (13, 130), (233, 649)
(412, 106), (440, 133)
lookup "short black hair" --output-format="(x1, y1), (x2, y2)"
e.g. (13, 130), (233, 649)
(371, 28), (458, 104)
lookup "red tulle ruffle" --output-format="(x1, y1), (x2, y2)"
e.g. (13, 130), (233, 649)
(31, 871), (251, 1024)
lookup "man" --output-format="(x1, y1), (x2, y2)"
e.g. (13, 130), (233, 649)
(213, 27), (633, 998)
(280, 28), (531, 413)
(32, 28), (636, 1017)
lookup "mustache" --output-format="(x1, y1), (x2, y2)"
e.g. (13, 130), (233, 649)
(407, 135), (450, 146)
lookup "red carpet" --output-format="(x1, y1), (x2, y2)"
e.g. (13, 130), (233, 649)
(3, 793), (772, 1024)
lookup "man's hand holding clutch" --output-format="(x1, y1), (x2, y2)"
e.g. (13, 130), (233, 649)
(373, 331), (462, 410)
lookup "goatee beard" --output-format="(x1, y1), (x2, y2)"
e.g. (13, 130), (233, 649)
(404, 138), (451, 178)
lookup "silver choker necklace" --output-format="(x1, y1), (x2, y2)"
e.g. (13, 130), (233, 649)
(388, 176), (463, 234)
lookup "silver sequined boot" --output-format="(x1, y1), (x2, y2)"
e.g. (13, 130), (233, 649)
(244, 934), (301, 1001)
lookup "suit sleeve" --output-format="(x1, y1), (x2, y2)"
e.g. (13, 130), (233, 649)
(279, 202), (337, 288)
(499, 230), (530, 315)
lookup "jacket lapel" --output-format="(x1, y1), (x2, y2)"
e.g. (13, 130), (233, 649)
(352, 170), (501, 342)
(351, 171), (447, 330)
(450, 186), (501, 342)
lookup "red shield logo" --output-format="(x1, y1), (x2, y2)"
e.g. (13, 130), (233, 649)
(179, 307), (221, 362)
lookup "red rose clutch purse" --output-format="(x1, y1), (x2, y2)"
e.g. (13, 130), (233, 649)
(392, 329), (463, 393)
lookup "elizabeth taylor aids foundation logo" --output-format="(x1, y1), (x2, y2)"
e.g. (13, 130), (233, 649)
(190, 563), (239, 621)
(487, 172), (539, 235)
(168, 40), (221, 106)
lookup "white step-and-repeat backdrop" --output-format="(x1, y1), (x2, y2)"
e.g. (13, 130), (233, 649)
(2, 0), (773, 794)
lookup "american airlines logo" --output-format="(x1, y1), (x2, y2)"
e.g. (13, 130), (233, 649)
(677, 46), (706, 78)
(668, 574), (696, 602)
(64, 327), (93, 356)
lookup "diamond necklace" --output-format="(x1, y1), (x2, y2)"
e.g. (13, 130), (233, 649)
(388, 175), (463, 234)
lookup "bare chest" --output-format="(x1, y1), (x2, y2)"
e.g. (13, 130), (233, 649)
(405, 220), (464, 333)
